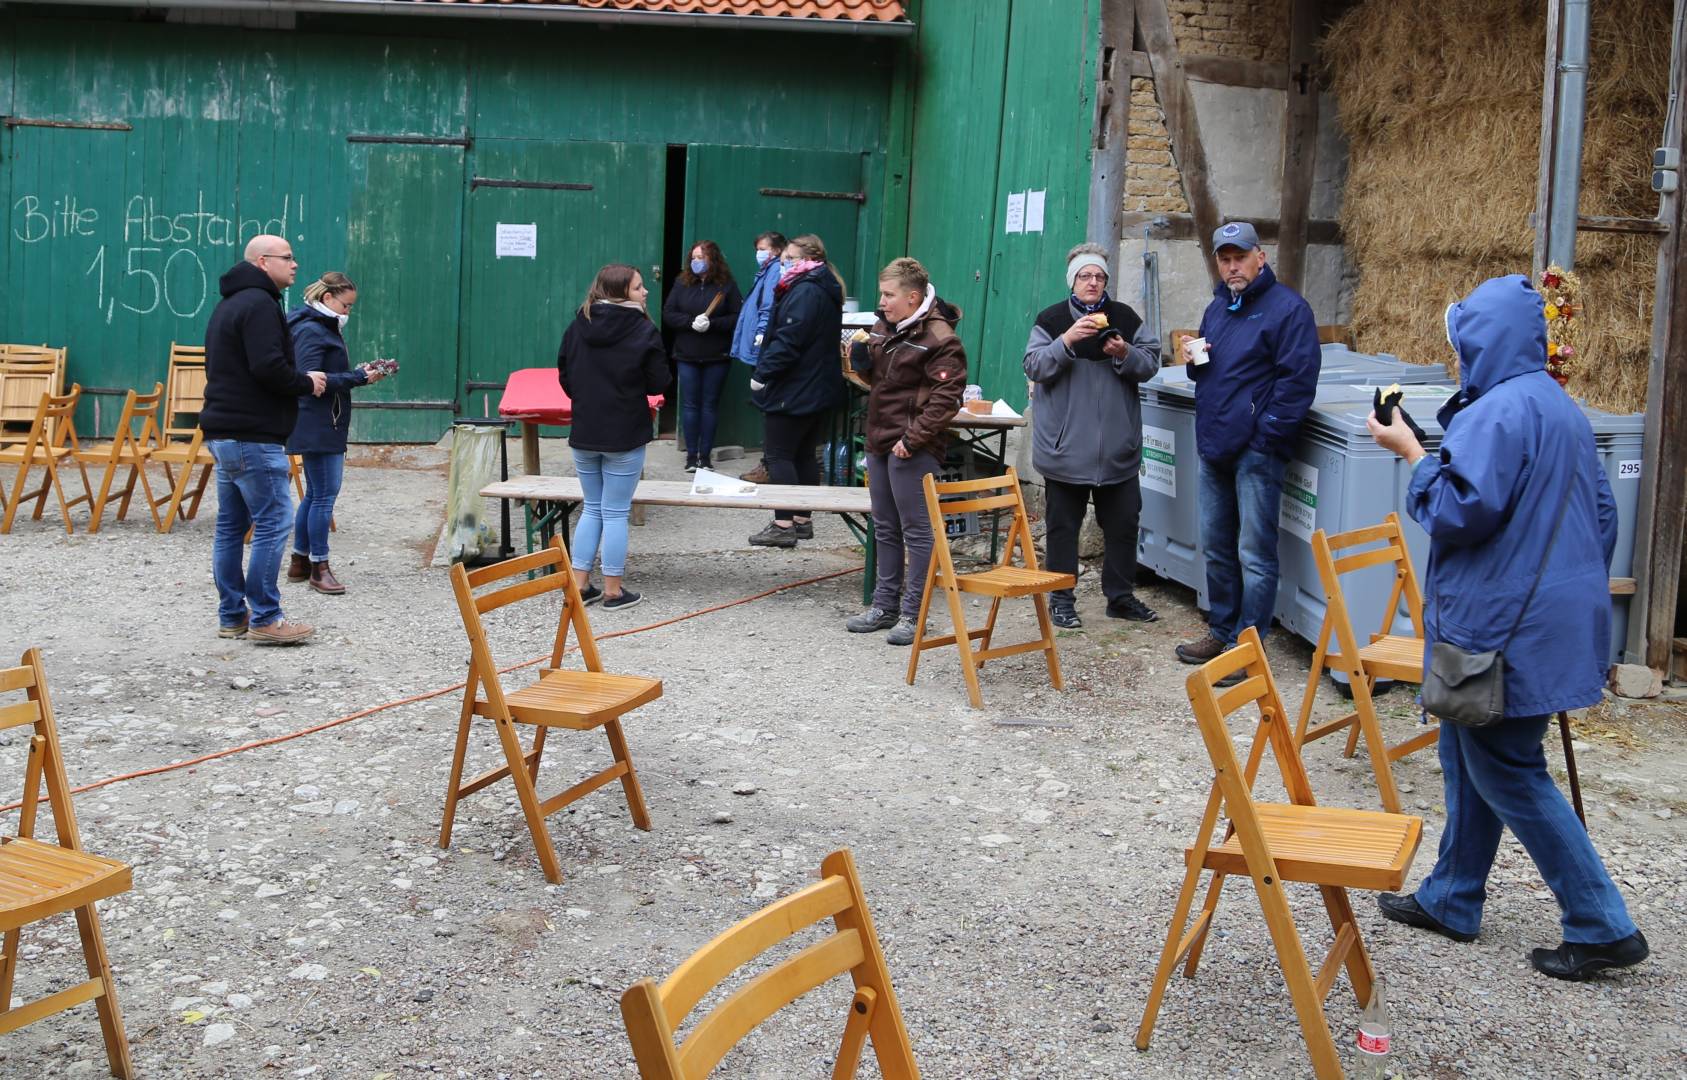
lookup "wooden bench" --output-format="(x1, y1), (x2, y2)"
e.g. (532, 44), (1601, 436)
(481, 475), (879, 604)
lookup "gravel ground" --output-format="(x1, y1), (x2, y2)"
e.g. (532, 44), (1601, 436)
(0, 438), (1682, 1079)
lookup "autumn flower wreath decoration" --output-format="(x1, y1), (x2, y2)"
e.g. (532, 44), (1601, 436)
(1538, 265), (1582, 386)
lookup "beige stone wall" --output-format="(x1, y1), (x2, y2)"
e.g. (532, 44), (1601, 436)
(1125, 0), (1289, 212)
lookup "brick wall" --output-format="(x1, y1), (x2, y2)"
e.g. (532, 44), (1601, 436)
(1125, 0), (1288, 212)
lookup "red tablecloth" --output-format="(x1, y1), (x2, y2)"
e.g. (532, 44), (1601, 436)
(497, 367), (664, 425)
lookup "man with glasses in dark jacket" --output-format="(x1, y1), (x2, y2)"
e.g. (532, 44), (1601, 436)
(1175, 222), (1320, 678)
(201, 235), (325, 645)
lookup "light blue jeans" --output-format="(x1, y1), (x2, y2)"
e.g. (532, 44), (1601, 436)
(208, 440), (293, 629)
(291, 452), (344, 563)
(1414, 716), (1636, 944)
(570, 446), (645, 578)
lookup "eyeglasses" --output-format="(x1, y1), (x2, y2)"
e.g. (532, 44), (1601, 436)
(1074, 271), (1108, 283)
(259, 252), (298, 264)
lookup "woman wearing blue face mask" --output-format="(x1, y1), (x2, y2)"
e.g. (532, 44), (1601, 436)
(662, 239), (742, 472)
(730, 231), (787, 484)
(284, 271), (390, 595)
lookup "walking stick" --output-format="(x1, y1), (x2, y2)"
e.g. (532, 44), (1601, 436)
(1558, 710), (1587, 831)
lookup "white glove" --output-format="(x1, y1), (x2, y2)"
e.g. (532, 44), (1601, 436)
(749, 378), (766, 392)
(691, 314), (710, 333)
(754, 333), (763, 348)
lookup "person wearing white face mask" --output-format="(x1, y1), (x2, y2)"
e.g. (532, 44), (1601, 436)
(284, 271), (390, 595)
(731, 231), (787, 484)
(662, 239), (742, 473)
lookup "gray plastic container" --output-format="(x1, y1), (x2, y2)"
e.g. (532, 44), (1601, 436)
(1135, 354), (1451, 607)
(1274, 383), (1645, 664)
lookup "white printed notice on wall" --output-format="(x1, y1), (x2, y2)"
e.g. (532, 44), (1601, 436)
(1279, 460), (1319, 542)
(1616, 459), (1642, 481)
(1025, 190), (1046, 233)
(1005, 192), (1026, 234)
(496, 223), (537, 259)
(1141, 425), (1176, 497)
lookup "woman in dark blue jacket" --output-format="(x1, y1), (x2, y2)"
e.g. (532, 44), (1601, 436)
(284, 272), (389, 594)
(661, 239), (742, 474)
(746, 233), (844, 548)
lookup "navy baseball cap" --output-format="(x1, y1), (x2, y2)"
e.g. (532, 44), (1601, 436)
(1212, 221), (1260, 252)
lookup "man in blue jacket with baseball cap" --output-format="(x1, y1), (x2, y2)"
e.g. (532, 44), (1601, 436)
(1176, 222), (1321, 675)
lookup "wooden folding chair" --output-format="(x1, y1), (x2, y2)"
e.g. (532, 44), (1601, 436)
(0, 354), (65, 447)
(0, 648), (134, 1078)
(905, 468), (1074, 708)
(0, 386), (92, 535)
(621, 848), (919, 1080)
(441, 537), (660, 884)
(1294, 513), (1437, 814)
(72, 384), (165, 533)
(148, 344), (214, 533)
(1136, 627), (1423, 1080)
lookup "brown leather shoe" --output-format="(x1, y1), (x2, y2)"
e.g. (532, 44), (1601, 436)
(309, 561), (346, 595)
(287, 553), (311, 583)
(248, 618), (315, 646)
(739, 461), (770, 484)
(1175, 632), (1229, 665)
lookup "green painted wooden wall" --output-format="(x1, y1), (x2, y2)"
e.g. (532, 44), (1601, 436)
(904, 0), (1099, 410)
(0, 14), (895, 440)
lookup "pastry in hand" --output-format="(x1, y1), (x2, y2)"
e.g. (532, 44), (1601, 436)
(1090, 313), (1109, 329)
(850, 329), (870, 344)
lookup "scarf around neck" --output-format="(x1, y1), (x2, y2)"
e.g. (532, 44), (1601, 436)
(1070, 290), (1111, 316)
(778, 259), (823, 293)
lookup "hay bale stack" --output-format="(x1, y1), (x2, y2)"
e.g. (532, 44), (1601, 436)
(1327, 0), (1669, 413)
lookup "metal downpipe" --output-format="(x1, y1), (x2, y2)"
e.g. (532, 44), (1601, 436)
(1547, 0), (1591, 269)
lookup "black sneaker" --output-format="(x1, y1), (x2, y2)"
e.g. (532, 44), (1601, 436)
(1377, 892), (1478, 943)
(579, 584), (603, 606)
(846, 607), (899, 633)
(792, 519), (814, 540)
(600, 590), (642, 611)
(1050, 605), (1082, 630)
(748, 522), (797, 548)
(684, 458), (698, 474)
(1107, 595), (1159, 622)
(1530, 931), (1648, 981)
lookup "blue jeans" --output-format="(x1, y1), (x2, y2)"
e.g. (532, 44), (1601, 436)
(291, 452), (345, 562)
(1414, 717), (1636, 944)
(208, 440), (293, 629)
(571, 446), (645, 578)
(1199, 449), (1287, 644)
(678, 360), (729, 462)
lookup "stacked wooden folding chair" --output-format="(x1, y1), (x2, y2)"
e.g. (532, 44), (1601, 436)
(621, 848), (920, 1079)
(0, 648), (134, 1078)
(148, 343), (214, 533)
(1136, 627), (1423, 1080)
(906, 467), (1074, 708)
(72, 383), (166, 533)
(441, 537), (660, 884)
(1294, 512), (1437, 813)
(0, 386), (92, 535)
(0, 347), (66, 447)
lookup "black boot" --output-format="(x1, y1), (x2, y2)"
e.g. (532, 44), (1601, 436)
(1530, 931), (1649, 980)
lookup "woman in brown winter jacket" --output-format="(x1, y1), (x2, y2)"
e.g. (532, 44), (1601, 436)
(843, 257), (968, 646)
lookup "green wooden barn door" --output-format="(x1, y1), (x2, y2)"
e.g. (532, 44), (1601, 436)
(682, 145), (866, 451)
(459, 140), (665, 430)
(344, 141), (466, 442)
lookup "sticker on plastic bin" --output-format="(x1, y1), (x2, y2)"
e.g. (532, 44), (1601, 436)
(1279, 461), (1318, 541)
(1616, 459), (1642, 480)
(1141, 425), (1176, 497)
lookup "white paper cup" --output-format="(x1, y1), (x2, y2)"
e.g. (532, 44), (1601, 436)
(1183, 336), (1210, 366)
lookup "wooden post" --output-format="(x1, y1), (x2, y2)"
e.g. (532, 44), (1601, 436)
(1533, 0), (1563, 278)
(1630, 0), (1687, 672)
(1137, 0), (1223, 281)
(1275, 0), (1319, 292)
(1088, 0), (1137, 266)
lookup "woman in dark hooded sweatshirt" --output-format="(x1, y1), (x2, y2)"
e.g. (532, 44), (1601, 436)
(558, 263), (669, 611)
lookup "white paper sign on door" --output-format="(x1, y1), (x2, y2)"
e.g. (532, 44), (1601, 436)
(1005, 192), (1026, 234)
(496, 223), (537, 259)
(1279, 460), (1319, 541)
(1025, 190), (1046, 233)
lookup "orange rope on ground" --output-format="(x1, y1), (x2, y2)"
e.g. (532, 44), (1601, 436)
(2, 565), (862, 813)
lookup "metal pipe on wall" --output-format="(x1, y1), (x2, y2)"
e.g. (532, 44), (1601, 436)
(1546, 0), (1592, 269)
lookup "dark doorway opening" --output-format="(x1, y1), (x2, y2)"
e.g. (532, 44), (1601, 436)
(657, 143), (689, 438)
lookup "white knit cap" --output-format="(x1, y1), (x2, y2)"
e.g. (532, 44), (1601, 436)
(1066, 251), (1109, 289)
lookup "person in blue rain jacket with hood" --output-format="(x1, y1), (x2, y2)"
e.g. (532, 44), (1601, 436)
(1366, 273), (1646, 982)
